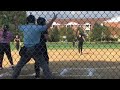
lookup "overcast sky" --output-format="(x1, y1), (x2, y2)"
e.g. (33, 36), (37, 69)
(26, 11), (120, 19)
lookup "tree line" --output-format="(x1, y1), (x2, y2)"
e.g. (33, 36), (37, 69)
(0, 11), (119, 42)
(48, 23), (120, 42)
(0, 11), (26, 40)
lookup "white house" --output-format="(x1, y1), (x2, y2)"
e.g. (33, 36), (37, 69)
(104, 16), (120, 23)
(83, 23), (91, 31)
(65, 22), (80, 27)
(51, 22), (61, 28)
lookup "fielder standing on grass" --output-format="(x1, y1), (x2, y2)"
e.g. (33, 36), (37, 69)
(72, 38), (75, 47)
(77, 32), (86, 55)
(12, 13), (57, 79)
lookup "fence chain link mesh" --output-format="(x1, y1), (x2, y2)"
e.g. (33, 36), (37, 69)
(0, 11), (120, 79)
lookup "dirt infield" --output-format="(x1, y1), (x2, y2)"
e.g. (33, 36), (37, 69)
(2, 49), (120, 68)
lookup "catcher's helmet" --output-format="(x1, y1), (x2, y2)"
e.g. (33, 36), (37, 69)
(37, 17), (46, 25)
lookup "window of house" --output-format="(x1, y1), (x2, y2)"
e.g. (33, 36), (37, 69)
(67, 25), (70, 27)
(53, 25), (55, 27)
(86, 25), (89, 27)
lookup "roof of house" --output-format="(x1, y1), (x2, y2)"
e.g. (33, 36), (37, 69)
(103, 16), (120, 28)
(104, 16), (120, 22)
(48, 18), (110, 26)
(104, 22), (120, 28)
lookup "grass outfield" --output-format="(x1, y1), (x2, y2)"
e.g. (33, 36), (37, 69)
(10, 42), (120, 50)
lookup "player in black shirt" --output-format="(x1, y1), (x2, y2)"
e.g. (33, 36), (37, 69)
(34, 17), (49, 78)
(77, 33), (86, 54)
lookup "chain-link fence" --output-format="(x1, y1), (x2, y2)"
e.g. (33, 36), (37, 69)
(0, 11), (120, 79)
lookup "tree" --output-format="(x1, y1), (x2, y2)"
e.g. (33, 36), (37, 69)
(0, 11), (26, 41)
(48, 28), (53, 42)
(76, 27), (84, 35)
(59, 26), (67, 36)
(102, 25), (111, 41)
(59, 26), (67, 41)
(50, 26), (60, 42)
(0, 11), (26, 26)
(76, 27), (85, 37)
(0, 11), (26, 31)
(91, 23), (112, 42)
(66, 27), (74, 42)
(91, 23), (105, 41)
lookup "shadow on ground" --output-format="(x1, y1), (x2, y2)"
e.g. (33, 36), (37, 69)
(0, 60), (120, 79)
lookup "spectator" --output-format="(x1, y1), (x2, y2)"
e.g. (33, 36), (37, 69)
(14, 35), (20, 51)
(0, 25), (14, 70)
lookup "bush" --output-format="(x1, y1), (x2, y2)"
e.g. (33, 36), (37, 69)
(66, 27), (74, 42)
(50, 26), (60, 42)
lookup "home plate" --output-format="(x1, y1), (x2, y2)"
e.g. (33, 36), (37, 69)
(59, 68), (96, 77)
(0, 72), (11, 78)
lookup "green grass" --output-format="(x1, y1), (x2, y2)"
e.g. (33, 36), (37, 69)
(10, 42), (120, 50)
(47, 42), (120, 49)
